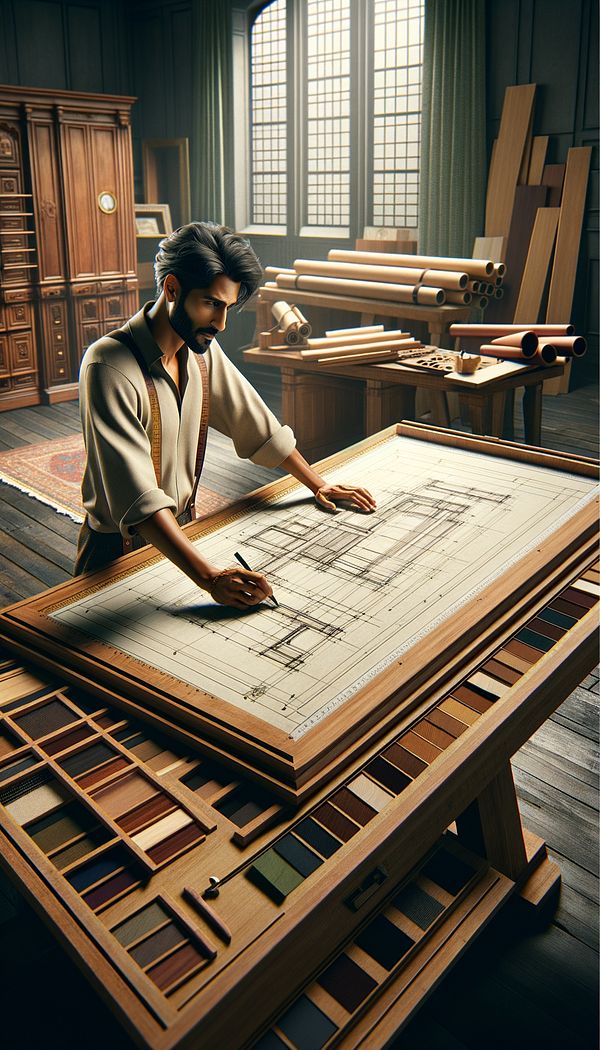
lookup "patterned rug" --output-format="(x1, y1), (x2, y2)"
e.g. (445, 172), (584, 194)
(0, 433), (231, 522)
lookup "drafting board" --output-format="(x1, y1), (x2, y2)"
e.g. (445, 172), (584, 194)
(1, 424), (598, 799)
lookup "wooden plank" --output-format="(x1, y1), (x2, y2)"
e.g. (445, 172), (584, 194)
(485, 84), (537, 238)
(527, 136), (549, 184)
(472, 236), (506, 263)
(513, 207), (560, 323)
(542, 163), (566, 207)
(484, 185), (548, 323)
(546, 147), (592, 321)
(517, 109), (534, 184)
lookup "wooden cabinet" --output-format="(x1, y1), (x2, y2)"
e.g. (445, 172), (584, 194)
(0, 86), (138, 409)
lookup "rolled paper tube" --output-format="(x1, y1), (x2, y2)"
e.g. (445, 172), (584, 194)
(328, 249), (494, 278)
(258, 331), (273, 349)
(290, 306), (312, 337)
(468, 281), (480, 293)
(284, 328), (301, 345)
(317, 350), (403, 365)
(490, 331), (539, 354)
(275, 273), (446, 305)
(492, 263), (506, 277)
(494, 287), (504, 299)
(537, 335), (587, 357)
(495, 274), (504, 285)
(271, 300), (297, 327)
(449, 323), (575, 337)
(477, 296), (488, 308)
(478, 344), (532, 360)
(264, 266), (296, 279)
(537, 344), (558, 365)
(293, 258), (468, 291)
(299, 338), (423, 360)
(444, 290), (473, 305)
(304, 329), (411, 349)
(326, 324), (384, 337)
(485, 283), (495, 295)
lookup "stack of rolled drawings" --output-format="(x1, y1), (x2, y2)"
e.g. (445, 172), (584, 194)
(262, 250), (505, 311)
(449, 323), (586, 368)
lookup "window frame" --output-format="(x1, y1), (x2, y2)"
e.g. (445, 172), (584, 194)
(237, 0), (422, 239)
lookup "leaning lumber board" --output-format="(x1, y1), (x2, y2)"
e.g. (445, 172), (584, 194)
(527, 136), (549, 185)
(514, 207), (560, 324)
(484, 185), (547, 323)
(473, 236), (506, 263)
(541, 163), (565, 207)
(485, 84), (537, 238)
(546, 147), (592, 321)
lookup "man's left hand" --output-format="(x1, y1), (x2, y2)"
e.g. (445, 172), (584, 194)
(315, 483), (376, 513)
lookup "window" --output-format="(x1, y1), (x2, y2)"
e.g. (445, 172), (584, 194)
(247, 0), (424, 235)
(250, 0), (287, 226)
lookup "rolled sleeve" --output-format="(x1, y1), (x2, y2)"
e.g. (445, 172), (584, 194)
(82, 361), (176, 536)
(206, 340), (297, 466)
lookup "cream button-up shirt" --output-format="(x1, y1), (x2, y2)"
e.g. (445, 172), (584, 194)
(79, 303), (296, 536)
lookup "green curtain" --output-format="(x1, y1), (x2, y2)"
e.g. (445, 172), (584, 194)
(191, 0), (232, 224)
(419, 0), (486, 257)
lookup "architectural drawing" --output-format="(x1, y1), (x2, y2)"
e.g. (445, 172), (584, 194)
(51, 436), (598, 738)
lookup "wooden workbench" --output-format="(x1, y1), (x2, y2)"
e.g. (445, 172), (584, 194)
(0, 425), (597, 1048)
(244, 346), (564, 459)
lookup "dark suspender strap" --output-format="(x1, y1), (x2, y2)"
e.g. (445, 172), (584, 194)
(188, 352), (210, 520)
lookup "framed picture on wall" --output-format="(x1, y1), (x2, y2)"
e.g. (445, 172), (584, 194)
(134, 203), (173, 238)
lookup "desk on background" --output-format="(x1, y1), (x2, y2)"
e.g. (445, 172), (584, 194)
(244, 346), (564, 460)
(0, 424), (597, 1048)
(254, 285), (473, 347)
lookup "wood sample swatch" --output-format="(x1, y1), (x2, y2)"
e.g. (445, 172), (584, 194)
(485, 84), (537, 238)
(527, 136), (549, 185)
(546, 147), (592, 322)
(514, 207), (560, 324)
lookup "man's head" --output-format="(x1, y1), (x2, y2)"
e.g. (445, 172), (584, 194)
(154, 221), (263, 354)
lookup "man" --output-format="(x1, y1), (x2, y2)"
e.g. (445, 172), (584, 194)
(76, 221), (376, 608)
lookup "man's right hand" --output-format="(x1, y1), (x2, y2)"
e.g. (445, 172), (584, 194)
(208, 566), (273, 609)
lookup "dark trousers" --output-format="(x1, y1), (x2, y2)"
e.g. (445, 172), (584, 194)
(74, 510), (192, 577)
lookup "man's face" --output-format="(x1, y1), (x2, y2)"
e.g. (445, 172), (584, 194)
(167, 274), (241, 355)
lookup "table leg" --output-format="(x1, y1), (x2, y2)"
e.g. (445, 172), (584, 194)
(428, 390), (451, 428)
(365, 380), (416, 433)
(457, 393), (489, 435)
(523, 382), (543, 445)
(490, 391), (507, 438)
(456, 764), (528, 881)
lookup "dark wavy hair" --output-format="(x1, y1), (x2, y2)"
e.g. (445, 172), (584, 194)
(154, 221), (263, 306)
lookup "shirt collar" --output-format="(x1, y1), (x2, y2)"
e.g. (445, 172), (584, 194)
(126, 301), (169, 370)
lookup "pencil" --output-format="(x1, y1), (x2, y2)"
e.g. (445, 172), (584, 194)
(234, 551), (279, 607)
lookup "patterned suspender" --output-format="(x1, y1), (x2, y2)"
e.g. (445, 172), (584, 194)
(107, 330), (210, 552)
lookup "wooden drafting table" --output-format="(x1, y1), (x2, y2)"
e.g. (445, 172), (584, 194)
(0, 424), (597, 1048)
(254, 286), (472, 347)
(244, 346), (564, 459)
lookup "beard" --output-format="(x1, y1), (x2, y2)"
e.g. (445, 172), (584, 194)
(169, 296), (216, 355)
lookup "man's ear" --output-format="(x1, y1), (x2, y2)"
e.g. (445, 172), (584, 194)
(164, 275), (180, 302)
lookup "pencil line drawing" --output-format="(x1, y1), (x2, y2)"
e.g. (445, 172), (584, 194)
(51, 436), (598, 738)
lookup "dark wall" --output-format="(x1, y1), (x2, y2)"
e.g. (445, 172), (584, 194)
(0, 0), (131, 94)
(1, 0), (597, 380)
(486, 0), (598, 384)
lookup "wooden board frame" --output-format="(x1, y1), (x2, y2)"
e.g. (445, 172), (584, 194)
(0, 424), (597, 802)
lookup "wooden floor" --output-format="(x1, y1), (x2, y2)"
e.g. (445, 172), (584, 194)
(0, 380), (597, 1048)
